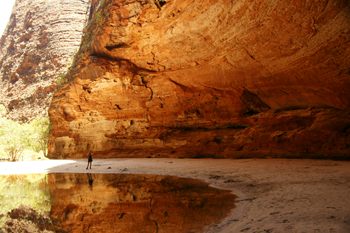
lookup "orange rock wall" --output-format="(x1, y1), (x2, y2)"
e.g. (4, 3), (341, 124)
(48, 0), (350, 159)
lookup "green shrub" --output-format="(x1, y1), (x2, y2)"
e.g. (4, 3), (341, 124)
(27, 116), (52, 158)
(95, 11), (103, 24)
(0, 116), (29, 161)
(0, 105), (52, 161)
(56, 73), (67, 85)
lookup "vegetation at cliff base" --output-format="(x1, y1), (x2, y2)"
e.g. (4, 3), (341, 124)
(56, 73), (67, 85)
(94, 11), (103, 23)
(0, 105), (51, 161)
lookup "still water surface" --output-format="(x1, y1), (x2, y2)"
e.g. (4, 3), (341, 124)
(0, 173), (236, 233)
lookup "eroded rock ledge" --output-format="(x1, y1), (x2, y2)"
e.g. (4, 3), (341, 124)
(48, 0), (350, 159)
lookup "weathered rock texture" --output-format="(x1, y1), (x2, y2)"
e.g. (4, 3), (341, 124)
(0, 0), (92, 122)
(48, 173), (235, 233)
(1, 204), (54, 233)
(49, 0), (350, 159)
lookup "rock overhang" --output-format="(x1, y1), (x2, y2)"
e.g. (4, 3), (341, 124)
(48, 0), (350, 159)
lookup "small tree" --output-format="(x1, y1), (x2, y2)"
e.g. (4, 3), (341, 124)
(0, 105), (52, 161)
(0, 116), (30, 161)
(27, 117), (52, 157)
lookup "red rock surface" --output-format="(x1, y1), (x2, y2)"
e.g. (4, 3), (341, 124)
(47, 0), (350, 159)
(48, 173), (235, 233)
(0, 0), (93, 122)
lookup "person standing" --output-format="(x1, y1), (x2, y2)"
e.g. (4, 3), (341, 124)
(86, 151), (93, 169)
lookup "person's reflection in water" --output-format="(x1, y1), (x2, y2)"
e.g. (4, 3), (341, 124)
(87, 173), (93, 191)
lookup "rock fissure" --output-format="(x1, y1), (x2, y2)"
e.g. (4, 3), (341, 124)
(152, 220), (159, 233)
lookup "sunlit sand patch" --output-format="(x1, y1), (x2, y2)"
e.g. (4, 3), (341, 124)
(0, 160), (76, 175)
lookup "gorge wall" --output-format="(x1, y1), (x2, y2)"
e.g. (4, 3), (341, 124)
(0, 0), (94, 122)
(48, 0), (350, 159)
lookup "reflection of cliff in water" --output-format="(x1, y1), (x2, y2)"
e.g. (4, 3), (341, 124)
(48, 173), (236, 233)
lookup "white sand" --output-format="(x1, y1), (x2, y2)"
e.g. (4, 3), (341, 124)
(0, 158), (349, 233)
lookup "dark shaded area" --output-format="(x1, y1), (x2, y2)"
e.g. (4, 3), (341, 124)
(159, 1), (167, 7)
(105, 43), (130, 51)
(240, 89), (270, 116)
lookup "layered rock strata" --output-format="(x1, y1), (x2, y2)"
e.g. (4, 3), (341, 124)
(49, 0), (350, 159)
(0, 0), (93, 122)
(48, 173), (235, 233)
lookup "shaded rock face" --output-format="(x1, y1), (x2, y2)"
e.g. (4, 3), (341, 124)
(0, 0), (92, 122)
(49, 0), (350, 159)
(48, 173), (235, 233)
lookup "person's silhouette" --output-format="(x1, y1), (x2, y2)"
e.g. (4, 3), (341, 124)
(87, 173), (93, 191)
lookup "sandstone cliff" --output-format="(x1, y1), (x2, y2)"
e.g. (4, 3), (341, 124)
(0, 0), (92, 122)
(49, 0), (350, 159)
(49, 173), (235, 233)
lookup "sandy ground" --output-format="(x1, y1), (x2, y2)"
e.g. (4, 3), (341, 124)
(0, 158), (349, 233)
